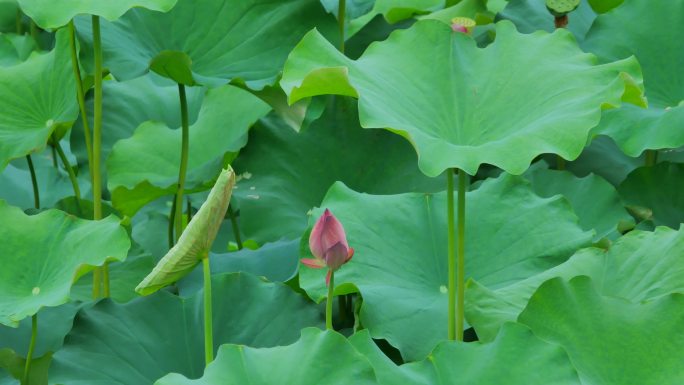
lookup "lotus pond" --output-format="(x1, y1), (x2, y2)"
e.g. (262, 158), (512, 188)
(1, 0), (683, 384)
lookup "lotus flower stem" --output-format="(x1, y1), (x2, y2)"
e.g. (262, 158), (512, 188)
(68, 20), (93, 179)
(448, 168), (467, 341)
(326, 270), (335, 330)
(202, 254), (214, 365)
(174, 83), (190, 243)
(22, 314), (37, 384)
(53, 136), (82, 208)
(645, 150), (658, 166)
(338, 0), (346, 53)
(447, 168), (456, 340)
(168, 195), (177, 249)
(227, 204), (243, 250)
(15, 9), (22, 34)
(25, 155), (39, 209)
(456, 168), (467, 341)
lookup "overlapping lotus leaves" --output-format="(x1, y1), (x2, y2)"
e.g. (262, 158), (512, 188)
(50, 273), (323, 384)
(282, 20), (644, 177)
(585, 1), (684, 153)
(524, 168), (633, 240)
(350, 323), (581, 384)
(136, 167), (235, 295)
(565, 136), (642, 186)
(71, 253), (157, 303)
(519, 276), (684, 385)
(498, 0), (595, 40)
(106, 85), (268, 217)
(300, 173), (593, 360)
(75, 0), (336, 88)
(617, 162), (684, 228)
(466, 226), (684, 341)
(0, 348), (50, 384)
(154, 328), (376, 385)
(0, 200), (130, 326)
(0, 29), (77, 170)
(417, 0), (488, 25)
(232, 100), (441, 244)
(587, 0), (623, 13)
(0, 34), (34, 66)
(16, 0), (177, 29)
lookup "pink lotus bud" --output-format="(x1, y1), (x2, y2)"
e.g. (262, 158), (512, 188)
(302, 209), (354, 285)
(450, 17), (476, 35)
(451, 24), (468, 33)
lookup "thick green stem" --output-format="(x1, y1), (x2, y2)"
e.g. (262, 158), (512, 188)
(326, 270), (335, 330)
(29, 20), (39, 46)
(202, 255), (213, 365)
(53, 138), (82, 206)
(68, 21), (93, 179)
(227, 204), (243, 250)
(456, 168), (467, 342)
(447, 168), (456, 340)
(174, 84), (190, 242)
(92, 15), (107, 298)
(26, 155), (39, 209)
(645, 150), (658, 167)
(22, 314), (37, 385)
(338, 0), (346, 53)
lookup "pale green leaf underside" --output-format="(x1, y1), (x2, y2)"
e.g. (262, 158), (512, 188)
(281, 19), (643, 177)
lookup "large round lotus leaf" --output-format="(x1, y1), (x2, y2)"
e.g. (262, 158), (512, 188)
(0, 29), (77, 171)
(16, 0), (176, 29)
(467, 226), (684, 341)
(566, 136), (642, 186)
(106, 85), (269, 217)
(155, 328), (377, 385)
(498, 0), (595, 41)
(71, 74), (204, 175)
(232, 100), (441, 244)
(584, 1), (684, 154)
(519, 276), (684, 385)
(281, 20), (643, 177)
(617, 162), (684, 228)
(349, 323), (580, 385)
(136, 167), (235, 295)
(524, 168), (633, 240)
(300, 173), (593, 360)
(49, 273), (323, 384)
(177, 239), (301, 295)
(75, 0), (336, 89)
(0, 200), (130, 326)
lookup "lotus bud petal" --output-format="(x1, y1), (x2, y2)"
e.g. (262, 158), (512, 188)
(306, 209), (354, 274)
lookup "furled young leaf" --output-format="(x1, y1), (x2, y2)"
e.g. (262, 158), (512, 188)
(0, 29), (77, 170)
(155, 328), (376, 385)
(617, 162), (684, 228)
(281, 19), (643, 177)
(519, 276), (684, 385)
(75, 0), (336, 89)
(106, 85), (268, 217)
(135, 167), (235, 295)
(300, 173), (592, 360)
(0, 200), (129, 326)
(50, 273), (323, 385)
(467, 226), (684, 341)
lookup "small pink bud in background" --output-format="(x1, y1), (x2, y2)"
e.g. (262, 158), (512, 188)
(302, 209), (354, 285)
(450, 17), (476, 35)
(451, 24), (468, 33)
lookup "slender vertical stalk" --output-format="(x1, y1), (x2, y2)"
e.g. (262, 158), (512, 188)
(202, 255), (213, 365)
(68, 20), (93, 178)
(326, 270), (335, 330)
(53, 138), (82, 205)
(16, 9), (23, 34)
(456, 168), (467, 342)
(29, 20), (39, 46)
(645, 150), (658, 167)
(174, 84), (190, 242)
(168, 195), (177, 248)
(338, 0), (346, 53)
(22, 314), (37, 385)
(26, 155), (39, 209)
(227, 204), (243, 250)
(446, 168), (456, 340)
(92, 15), (107, 298)
(92, 268), (102, 298)
(186, 196), (193, 222)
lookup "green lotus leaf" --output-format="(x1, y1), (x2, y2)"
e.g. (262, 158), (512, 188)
(50, 273), (323, 384)
(585, 1), (684, 154)
(75, 0), (336, 89)
(155, 328), (376, 385)
(135, 167), (235, 295)
(499, 0), (596, 41)
(71, 253), (157, 303)
(300, 173), (592, 360)
(519, 276), (684, 385)
(417, 0), (488, 25)
(350, 323), (581, 385)
(0, 29), (77, 171)
(617, 162), (684, 228)
(232, 100), (441, 244)
(0, 1), (18, 32)
(525, 168), (633, 240)
(281, 20), (643, 177)
(0, 33), (35, 66)
(565, 136), (642, 186)
(0, 349), (50, 385)
(587, 0), (623, 13)
(467, 226), (684, 341)
(106, 85), (269, 217)
(16, 0), (176, 29)
(0, 200), (130, 326)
